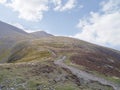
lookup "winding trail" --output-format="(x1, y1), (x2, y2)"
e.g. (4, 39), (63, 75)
(54, 56), (120, 90)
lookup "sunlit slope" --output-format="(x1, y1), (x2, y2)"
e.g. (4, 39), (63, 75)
(0, 21), (32, 63)
(0, 21), (53, 63)
(1, 36), (117, 90)
(8, 36), (120, 78)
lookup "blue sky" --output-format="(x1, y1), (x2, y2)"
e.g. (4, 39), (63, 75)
(0, 0), (120, 50)
(0, 0), (102, 35)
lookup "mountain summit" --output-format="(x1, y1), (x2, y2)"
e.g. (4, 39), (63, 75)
(30, 31), (53, 38)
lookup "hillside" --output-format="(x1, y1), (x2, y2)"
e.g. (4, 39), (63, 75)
(0, 21), (53, 63)
(3, 36), (119, 90)
(0, 21), (31, 63)
(0, 21), (120, 90)
(8, 37), (120, 77)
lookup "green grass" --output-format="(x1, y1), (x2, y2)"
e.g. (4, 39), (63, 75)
(106, 76), (120, 84)
(0, 37), (118, 90)
(15, 50), (52, 62)
(0, 50), (10, 62)
(87, 69), (120, 84)
(54, 82), (81, 90)
(0, 59), (113, 90)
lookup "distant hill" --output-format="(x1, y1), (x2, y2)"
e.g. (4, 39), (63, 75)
(0, 21), (53, 63)
(0, 21), (30, 63)
(30, 31), (53, 38)
(0, 21), (29, 38)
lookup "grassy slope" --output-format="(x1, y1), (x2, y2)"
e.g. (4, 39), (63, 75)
(8, 36), (120, 78)
(0, 33), (32, 63)
(0, 36), (120, 89)
(0, 58), (113, 90)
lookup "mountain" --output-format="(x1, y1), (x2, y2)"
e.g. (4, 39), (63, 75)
(4, 36), (120, 89)
(0, 21), (28, 37)
(30, 31), (53, 38)
(0, 21), (120, 90)
(0, 21), (31, 42)
(0, 21), (31, 63)
(8, 37), (120, 77)
(0, 21), (52, 63)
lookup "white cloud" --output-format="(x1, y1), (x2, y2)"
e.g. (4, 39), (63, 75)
(101, 0), (120, 13)
(61, 0), (76, 11)
(6, 0), (49, 21)
(25, 29), (42, 33)
(0, 0), (6, 4)
(10, 23), (41, 33)
(74, 0), (120, 49)
(0, 0), (77, 21)
(52, 0), (62, 10)
(54, 0), (76, 11)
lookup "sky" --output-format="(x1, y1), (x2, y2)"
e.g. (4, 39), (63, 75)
(0, 0), (120, 50)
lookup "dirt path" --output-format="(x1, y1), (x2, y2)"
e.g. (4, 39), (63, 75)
(54, 56), (120, 90)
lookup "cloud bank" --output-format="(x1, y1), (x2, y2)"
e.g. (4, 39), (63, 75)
(74, 0), (120, 49)
(0, 0), (77, 21)
(0, 0), (6, 4)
